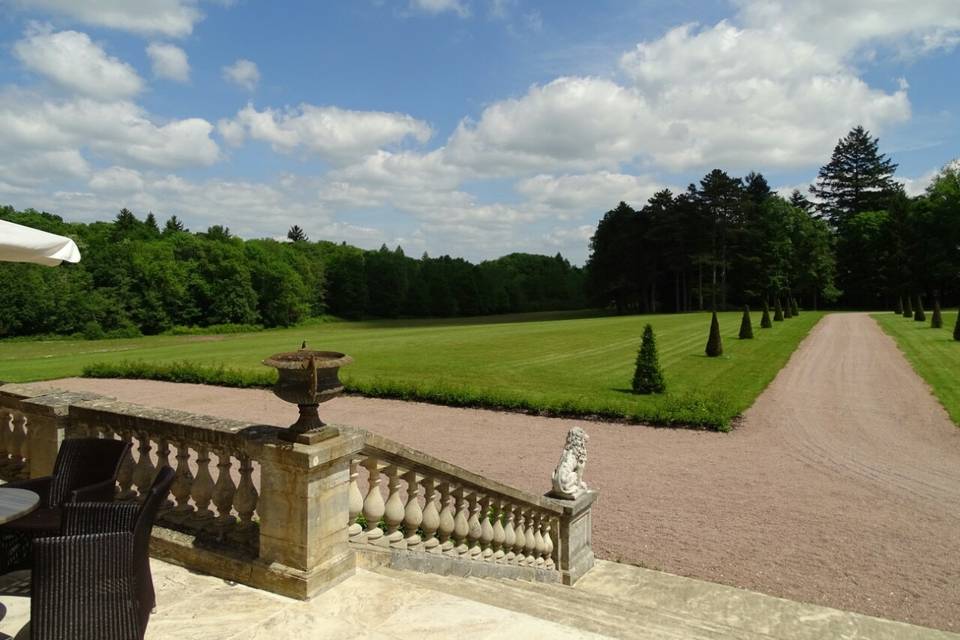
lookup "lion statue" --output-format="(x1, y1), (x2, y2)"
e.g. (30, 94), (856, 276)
(551, 426), (589, 499)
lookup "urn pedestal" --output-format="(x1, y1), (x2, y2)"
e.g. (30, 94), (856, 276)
(263, 345), (353, 444)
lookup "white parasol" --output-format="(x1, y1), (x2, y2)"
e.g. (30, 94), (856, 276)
(0, 219), (81, 266)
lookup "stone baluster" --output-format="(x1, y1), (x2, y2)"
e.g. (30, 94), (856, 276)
(155, 438), (173, 509)
(234, 453), (258, 532)
(347, 458), (363, 541)
(0, 409), (12, 473)
(10, 413), (26, 468)
(191, 446), (215, 523)
(212, 451), (237, 532)
(491, 497), (506, 563)
(513, 508), (527, 566)
(543, 517), (556, 570)
(451, 485), (470, 557)
(467, 490), (483, 560)
(361, 457), (386, 546)
(171, 440), (195, 518)
(383, 465), (406, 548)
(525, 509), (538, 566)
(533, 512), (546, 567)
(132, 433), (155, 498)
(503, 504), (517, 564)
(437, 481), (456, 554)
(479, 494), (495, 562)
(402, 469), (423, 550)
(115, 431), (136, 499)
(420, 477), (441, 554)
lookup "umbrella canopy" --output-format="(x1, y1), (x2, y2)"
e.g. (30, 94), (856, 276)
(0, 219), (81, 266)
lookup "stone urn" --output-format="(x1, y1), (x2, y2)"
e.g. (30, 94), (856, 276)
(262, 343), (352, 444)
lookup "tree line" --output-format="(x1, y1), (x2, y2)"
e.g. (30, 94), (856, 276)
(0, 207), (585, 338)
(585, 126), (960, 312)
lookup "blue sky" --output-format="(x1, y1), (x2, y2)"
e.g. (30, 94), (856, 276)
(0, 0), (958, 263)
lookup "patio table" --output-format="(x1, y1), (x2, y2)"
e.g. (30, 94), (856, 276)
(0, 489), (39, 525)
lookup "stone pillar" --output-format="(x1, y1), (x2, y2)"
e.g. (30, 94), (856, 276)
(549, 490), (597, 586)
(254, 427), (365, 599)
(20, 391), (88, 478)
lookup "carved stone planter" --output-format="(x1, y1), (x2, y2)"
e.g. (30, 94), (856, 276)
(263, 344), (352, 444)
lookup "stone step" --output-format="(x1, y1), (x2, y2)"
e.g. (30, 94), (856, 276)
(374, 561), (959, 640)
(375, 566), (766, 639)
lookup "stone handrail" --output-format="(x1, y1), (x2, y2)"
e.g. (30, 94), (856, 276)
(0, 384), (596, 596)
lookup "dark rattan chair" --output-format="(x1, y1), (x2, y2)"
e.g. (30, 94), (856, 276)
(1, 438), (131, 571)
(11, 468), (175, 640)
(15, 532), (141, 640)
(59, 466), (175, 632)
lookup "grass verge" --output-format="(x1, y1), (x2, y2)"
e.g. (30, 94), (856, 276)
(872, 310), (960, 426)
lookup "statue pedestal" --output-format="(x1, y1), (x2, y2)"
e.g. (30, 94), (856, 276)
(545, 490), (598, 585)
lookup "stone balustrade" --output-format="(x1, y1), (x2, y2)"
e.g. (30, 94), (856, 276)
(0, 383), (596, 596)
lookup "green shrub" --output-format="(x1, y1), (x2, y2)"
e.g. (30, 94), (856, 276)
(931, 299), (943, 329)
(632, 324), (666, 394)
(791, 298), (799, 316)
(954, 311), (960, 341)
(82, 360), (275, 387)
(705, 311), (723, 357)
(760, 300), (772, 329)
(903, 295), (914, 318)
(81, 320), (105, 341)
(738, 305), (754, 339)
(914, 296), (926, 322)
(774, 298), (784, 322)
(895, 297), (903, 315)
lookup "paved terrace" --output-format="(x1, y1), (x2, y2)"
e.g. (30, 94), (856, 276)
(1, 558), (955, 639)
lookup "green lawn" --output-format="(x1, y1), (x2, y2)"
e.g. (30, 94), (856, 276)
(0, 309), (824, 430)
(873, 311), (960, 425)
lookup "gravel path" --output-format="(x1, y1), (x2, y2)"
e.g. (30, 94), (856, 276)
(24, 313), (960, 632)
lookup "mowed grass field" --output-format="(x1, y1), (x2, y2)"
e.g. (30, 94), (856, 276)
(0, 310), (824, 429)
(873, 310), (960, 425)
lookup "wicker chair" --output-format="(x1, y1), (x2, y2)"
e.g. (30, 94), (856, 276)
(12, 467), (176, 640)
(0, 438), (130, 571)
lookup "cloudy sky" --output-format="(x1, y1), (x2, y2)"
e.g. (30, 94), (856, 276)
(0, 0), (958, 263)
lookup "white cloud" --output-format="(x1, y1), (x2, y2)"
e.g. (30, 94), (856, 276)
(88, 166), (145, 192)
(219, 104), (432, 164)
(898, 168), (941, 197)
(735, 0), (960, 57)
(517, 172), (665, 215)
(410, 0), (469, 17)
(14, 29), (143, 99)
(8, 0), (203, 38)
(146, 42), (189, 82)
(0, 91), (220, 168)
(222, 59), (260, 91)
(445, 77), (653, 175)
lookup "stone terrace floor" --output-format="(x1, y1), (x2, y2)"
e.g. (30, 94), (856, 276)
(1, 558), (957, 639)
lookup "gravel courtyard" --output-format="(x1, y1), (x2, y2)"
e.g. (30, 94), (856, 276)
(27, 313), (960, 632)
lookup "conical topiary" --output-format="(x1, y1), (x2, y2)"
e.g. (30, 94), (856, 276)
(760, 300), (772, 329)
(705, 311), (723, 357)
(791, 298), (800, 316)
(895, 297), (903, 315)
(632, 324), (666, 394)
(739, 305), (754, 339)
(903, 295), (914, 318)
(783, 295), (793, 318)
(774, 298), (784, 322)
(914, 295), (926, 322)
(954, 309), (960, 341)
(931, 299), (943, 329)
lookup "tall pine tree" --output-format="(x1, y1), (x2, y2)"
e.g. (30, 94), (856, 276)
(810, 126), (899, 228)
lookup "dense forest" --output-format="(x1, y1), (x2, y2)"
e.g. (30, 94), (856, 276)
(0, 208), (585, 338)
(585, 127), (960, 312)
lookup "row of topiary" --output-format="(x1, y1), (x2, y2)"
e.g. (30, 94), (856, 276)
(632, 298), (800, 395)
(894, 295), (960, 340)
